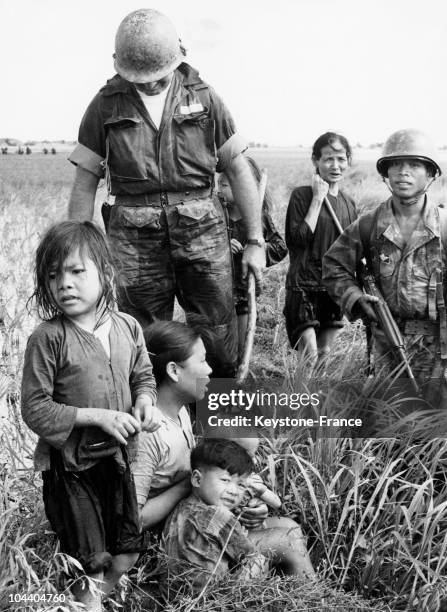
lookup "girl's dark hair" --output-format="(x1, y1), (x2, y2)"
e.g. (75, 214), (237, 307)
(244, 155), (275, 215)
(312, 132), (352, 163)
(191, 438), (254, 476)
(144, 320), (201, 386)
(31, 221), (115, 320)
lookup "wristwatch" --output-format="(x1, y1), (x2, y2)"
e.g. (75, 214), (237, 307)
(246, 239), (265, 248)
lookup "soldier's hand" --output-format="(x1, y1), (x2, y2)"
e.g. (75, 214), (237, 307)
(311, 173), (329, 201)
(231, 238), (244, 255)
(356, 294), (379, 322)
(241, 244), (266, 292)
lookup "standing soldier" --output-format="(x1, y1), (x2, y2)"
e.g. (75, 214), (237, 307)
(323, 129), (446, 405)
(68, 8), (264, 378)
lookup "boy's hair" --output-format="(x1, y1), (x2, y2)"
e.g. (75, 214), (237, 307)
(144, 320), (202, 385)
(191, 438), (254, 476)
(31, 221), (116, 320)
(312, 131), (352, 163)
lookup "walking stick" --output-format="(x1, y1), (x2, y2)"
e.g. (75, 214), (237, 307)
(235, 171), (267, 384)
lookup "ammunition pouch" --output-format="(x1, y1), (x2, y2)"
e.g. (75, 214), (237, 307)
(400, 319), (439, 336)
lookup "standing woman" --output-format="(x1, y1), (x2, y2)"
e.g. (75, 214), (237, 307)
(284, 132), (357, 366)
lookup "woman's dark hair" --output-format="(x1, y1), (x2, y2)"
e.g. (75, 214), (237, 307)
(191, 438), (254, 476)
(144, 320), (202, 386)
(31, 221), (115, 320)
(311, 132), (352, 163)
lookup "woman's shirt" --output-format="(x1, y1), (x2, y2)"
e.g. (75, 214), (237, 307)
(285, 186), (357, 290)
(131, 406), (194, 507)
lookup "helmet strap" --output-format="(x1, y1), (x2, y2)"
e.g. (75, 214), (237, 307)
(382, 175), (436, 206)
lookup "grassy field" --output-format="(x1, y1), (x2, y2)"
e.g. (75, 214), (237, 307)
(2, 150), (447, 611)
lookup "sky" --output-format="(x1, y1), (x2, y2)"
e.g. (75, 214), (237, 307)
(1, 0), (447, 147)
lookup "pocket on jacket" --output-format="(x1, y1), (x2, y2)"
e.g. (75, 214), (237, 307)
(176, 198), (223, 230)
(105, 116), (147, 180)
(173, 111), (215, 176)
(117, 206), (162, 229)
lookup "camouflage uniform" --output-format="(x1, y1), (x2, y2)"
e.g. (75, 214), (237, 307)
(69, 63), (245, 376)
(323, 197), (447, 404)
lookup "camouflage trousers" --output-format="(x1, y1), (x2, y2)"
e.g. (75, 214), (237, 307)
(107, 194), (238, 378)
(371, 325), (447, 409)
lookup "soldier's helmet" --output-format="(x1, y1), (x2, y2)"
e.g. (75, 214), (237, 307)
(377, 129), (441, 178)
(114, 9), (183, 83)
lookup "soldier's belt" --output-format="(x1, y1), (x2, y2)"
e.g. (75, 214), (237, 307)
(400, 320), (439, 335)
(115, 188), (212, 207)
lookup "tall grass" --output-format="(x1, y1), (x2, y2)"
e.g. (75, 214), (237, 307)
(2, 152), (447, 610)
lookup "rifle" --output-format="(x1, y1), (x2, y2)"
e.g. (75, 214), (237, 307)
(359, 261), (419, 393)
(323, 196), (419, 393)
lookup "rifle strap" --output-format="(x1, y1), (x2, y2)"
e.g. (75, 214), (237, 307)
(358, 206), (381, 268)
(437, 206), (447, 358)
(358, 208), (381, 372)
(100, 138), (113, 232)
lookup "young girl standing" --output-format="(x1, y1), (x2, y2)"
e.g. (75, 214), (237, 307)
(284, 132), (357, 366)
(21, 221), (160, 611)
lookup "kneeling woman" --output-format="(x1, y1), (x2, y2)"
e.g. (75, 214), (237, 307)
(132, 321), (316, 582)
(131, 321), (209, 531)
(284, 132), (357, 366)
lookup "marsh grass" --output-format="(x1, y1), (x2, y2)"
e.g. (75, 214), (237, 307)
(2, 153), (447, 611)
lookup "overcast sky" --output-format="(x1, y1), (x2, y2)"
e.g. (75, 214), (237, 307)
(1, 0), (447, 146)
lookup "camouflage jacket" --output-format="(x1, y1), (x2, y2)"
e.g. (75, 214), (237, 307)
(323, 196), (447, 321)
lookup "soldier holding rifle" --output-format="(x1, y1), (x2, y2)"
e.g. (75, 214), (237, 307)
(323, 129), (447, 405)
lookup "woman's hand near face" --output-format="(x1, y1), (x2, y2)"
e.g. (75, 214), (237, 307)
(311, 173), (329, 202)
(304, 174), (329, 233)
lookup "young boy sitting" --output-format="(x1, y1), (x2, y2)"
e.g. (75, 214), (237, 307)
(228, 435), (316, 579)
(159, 439), (267, 596)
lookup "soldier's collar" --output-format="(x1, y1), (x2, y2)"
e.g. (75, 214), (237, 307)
(176, 62), (208, 89)
(423, 196), (441, 237)
(101, 74), (133, 96)
(101, 63), (206, 97)
(379, 196), (440, 238)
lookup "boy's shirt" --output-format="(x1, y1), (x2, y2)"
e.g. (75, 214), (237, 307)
(160, 493), (254, 593)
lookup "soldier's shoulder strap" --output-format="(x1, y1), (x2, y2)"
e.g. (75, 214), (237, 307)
(358, 206), (382, 267)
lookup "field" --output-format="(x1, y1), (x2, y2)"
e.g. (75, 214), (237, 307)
(2, 150), (447, 611)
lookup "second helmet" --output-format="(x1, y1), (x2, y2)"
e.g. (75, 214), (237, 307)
(376, 129), (441, 177)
